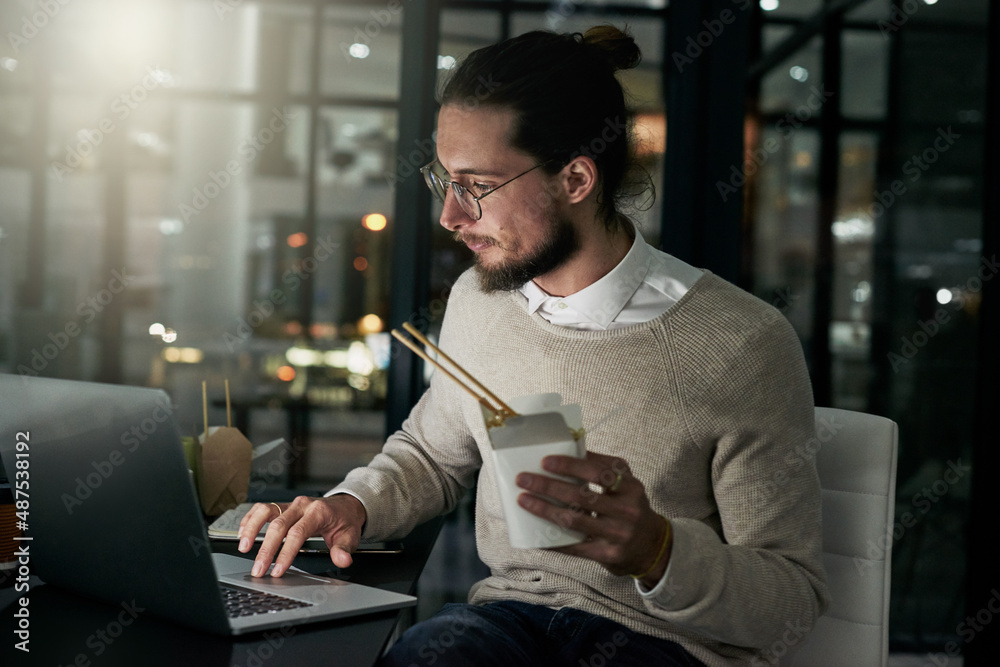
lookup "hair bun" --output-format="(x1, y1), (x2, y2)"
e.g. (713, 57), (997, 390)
(582, 25), (641, 71)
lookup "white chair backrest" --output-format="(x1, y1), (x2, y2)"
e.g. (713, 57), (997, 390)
(780, 407), (899, 666)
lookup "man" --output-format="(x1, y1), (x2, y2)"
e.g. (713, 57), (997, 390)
(239, 27), (828, 666)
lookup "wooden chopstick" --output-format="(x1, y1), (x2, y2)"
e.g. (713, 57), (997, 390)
(202, 381), (209, 440)
(401, 323), (518, 417)
(390, 330), (502, 419)
(391, 325), (517, 423)
(225, 379), (232, 428)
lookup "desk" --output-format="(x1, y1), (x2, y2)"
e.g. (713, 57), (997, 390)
(0, 517), (443, 667)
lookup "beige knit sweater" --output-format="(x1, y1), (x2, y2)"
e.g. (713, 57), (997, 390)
(336, 269), (829, 666)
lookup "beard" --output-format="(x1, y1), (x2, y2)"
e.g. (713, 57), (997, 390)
(458, 214), (580, 293)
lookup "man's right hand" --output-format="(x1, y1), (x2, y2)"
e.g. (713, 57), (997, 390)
(237, 494), (367, 578)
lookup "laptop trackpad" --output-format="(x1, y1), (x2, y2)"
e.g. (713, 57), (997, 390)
(213, 553), (349, 601)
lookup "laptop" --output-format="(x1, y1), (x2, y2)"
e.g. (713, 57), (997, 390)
(0, 375), (416, 636)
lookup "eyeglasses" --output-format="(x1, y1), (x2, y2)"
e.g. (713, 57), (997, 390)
(420, 161), (543, 221)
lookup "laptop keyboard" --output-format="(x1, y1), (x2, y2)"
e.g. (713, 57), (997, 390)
(220, 583), (315, 618)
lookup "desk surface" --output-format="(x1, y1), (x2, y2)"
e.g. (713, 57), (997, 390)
(0, 517), (443, 667)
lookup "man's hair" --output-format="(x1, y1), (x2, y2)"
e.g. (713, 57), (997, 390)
(440, 25), (649, 231)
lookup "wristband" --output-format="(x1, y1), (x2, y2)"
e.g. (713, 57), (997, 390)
(630, 515), (671, 580)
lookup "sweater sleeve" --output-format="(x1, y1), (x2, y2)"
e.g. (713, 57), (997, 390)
(638, 305), (830, 651)
(329, 282), (484, 541)
(330, 379), (481, 541)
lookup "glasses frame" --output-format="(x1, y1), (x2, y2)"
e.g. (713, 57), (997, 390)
(419, 161), (544, 221)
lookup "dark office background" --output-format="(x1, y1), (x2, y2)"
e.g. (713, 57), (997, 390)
(0, 0), (996, 662)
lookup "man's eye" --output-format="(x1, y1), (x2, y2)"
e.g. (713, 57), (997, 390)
(473, 183), (495, 195)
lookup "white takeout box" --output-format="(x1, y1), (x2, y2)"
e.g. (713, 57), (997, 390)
(484, 393), (586, 549)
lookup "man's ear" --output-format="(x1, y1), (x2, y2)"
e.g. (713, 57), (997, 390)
(560, 156), (599, 204)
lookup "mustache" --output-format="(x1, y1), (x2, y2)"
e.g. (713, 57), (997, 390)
(453, 232), (500, 249)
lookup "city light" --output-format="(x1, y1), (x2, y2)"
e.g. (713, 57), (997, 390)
(286, 346), (324, 366)
(363, 213), (387, 231)
(832, 217), (875, 241)
(358, 314), (384, 335)
(162, 347), (203, 363)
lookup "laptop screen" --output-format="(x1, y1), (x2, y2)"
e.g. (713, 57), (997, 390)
(0, 375), (230, 634)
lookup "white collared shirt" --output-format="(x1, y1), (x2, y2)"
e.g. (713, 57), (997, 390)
(518, 229), (704, 329)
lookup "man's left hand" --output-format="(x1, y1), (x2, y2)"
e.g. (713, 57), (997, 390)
(516, 451), (671, 587)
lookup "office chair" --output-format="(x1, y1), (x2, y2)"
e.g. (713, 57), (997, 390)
(780, 407), (899, 666)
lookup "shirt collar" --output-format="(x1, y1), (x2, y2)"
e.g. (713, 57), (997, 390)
(518, 230), (652, 329)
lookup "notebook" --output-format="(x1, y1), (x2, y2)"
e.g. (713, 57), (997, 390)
(0, 375), (416, 636)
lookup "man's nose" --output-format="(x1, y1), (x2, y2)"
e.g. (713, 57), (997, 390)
(439, 189), (475, 232)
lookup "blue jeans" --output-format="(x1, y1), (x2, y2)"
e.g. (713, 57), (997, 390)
(378, 600), (706, 667)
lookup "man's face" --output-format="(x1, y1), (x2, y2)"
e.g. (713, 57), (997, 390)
(434, 104), (578, 292)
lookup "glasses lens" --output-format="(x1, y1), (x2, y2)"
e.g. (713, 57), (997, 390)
(422, 168), (447, 203)
(456, 188), (481, 220)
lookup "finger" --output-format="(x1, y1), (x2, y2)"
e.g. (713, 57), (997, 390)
(323, 495), (366, 569)
(273, 497), (353, 576)
(252, 504), (303, 577)
(270, 515), (317, 577)
(238, 502), (278, 553)
(327, 533), (357, 569)
(517, 491), (604, 536)
(516, 471), (609, 513)
(542, 453), (631, 488)
(582, 450), (631, 472)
